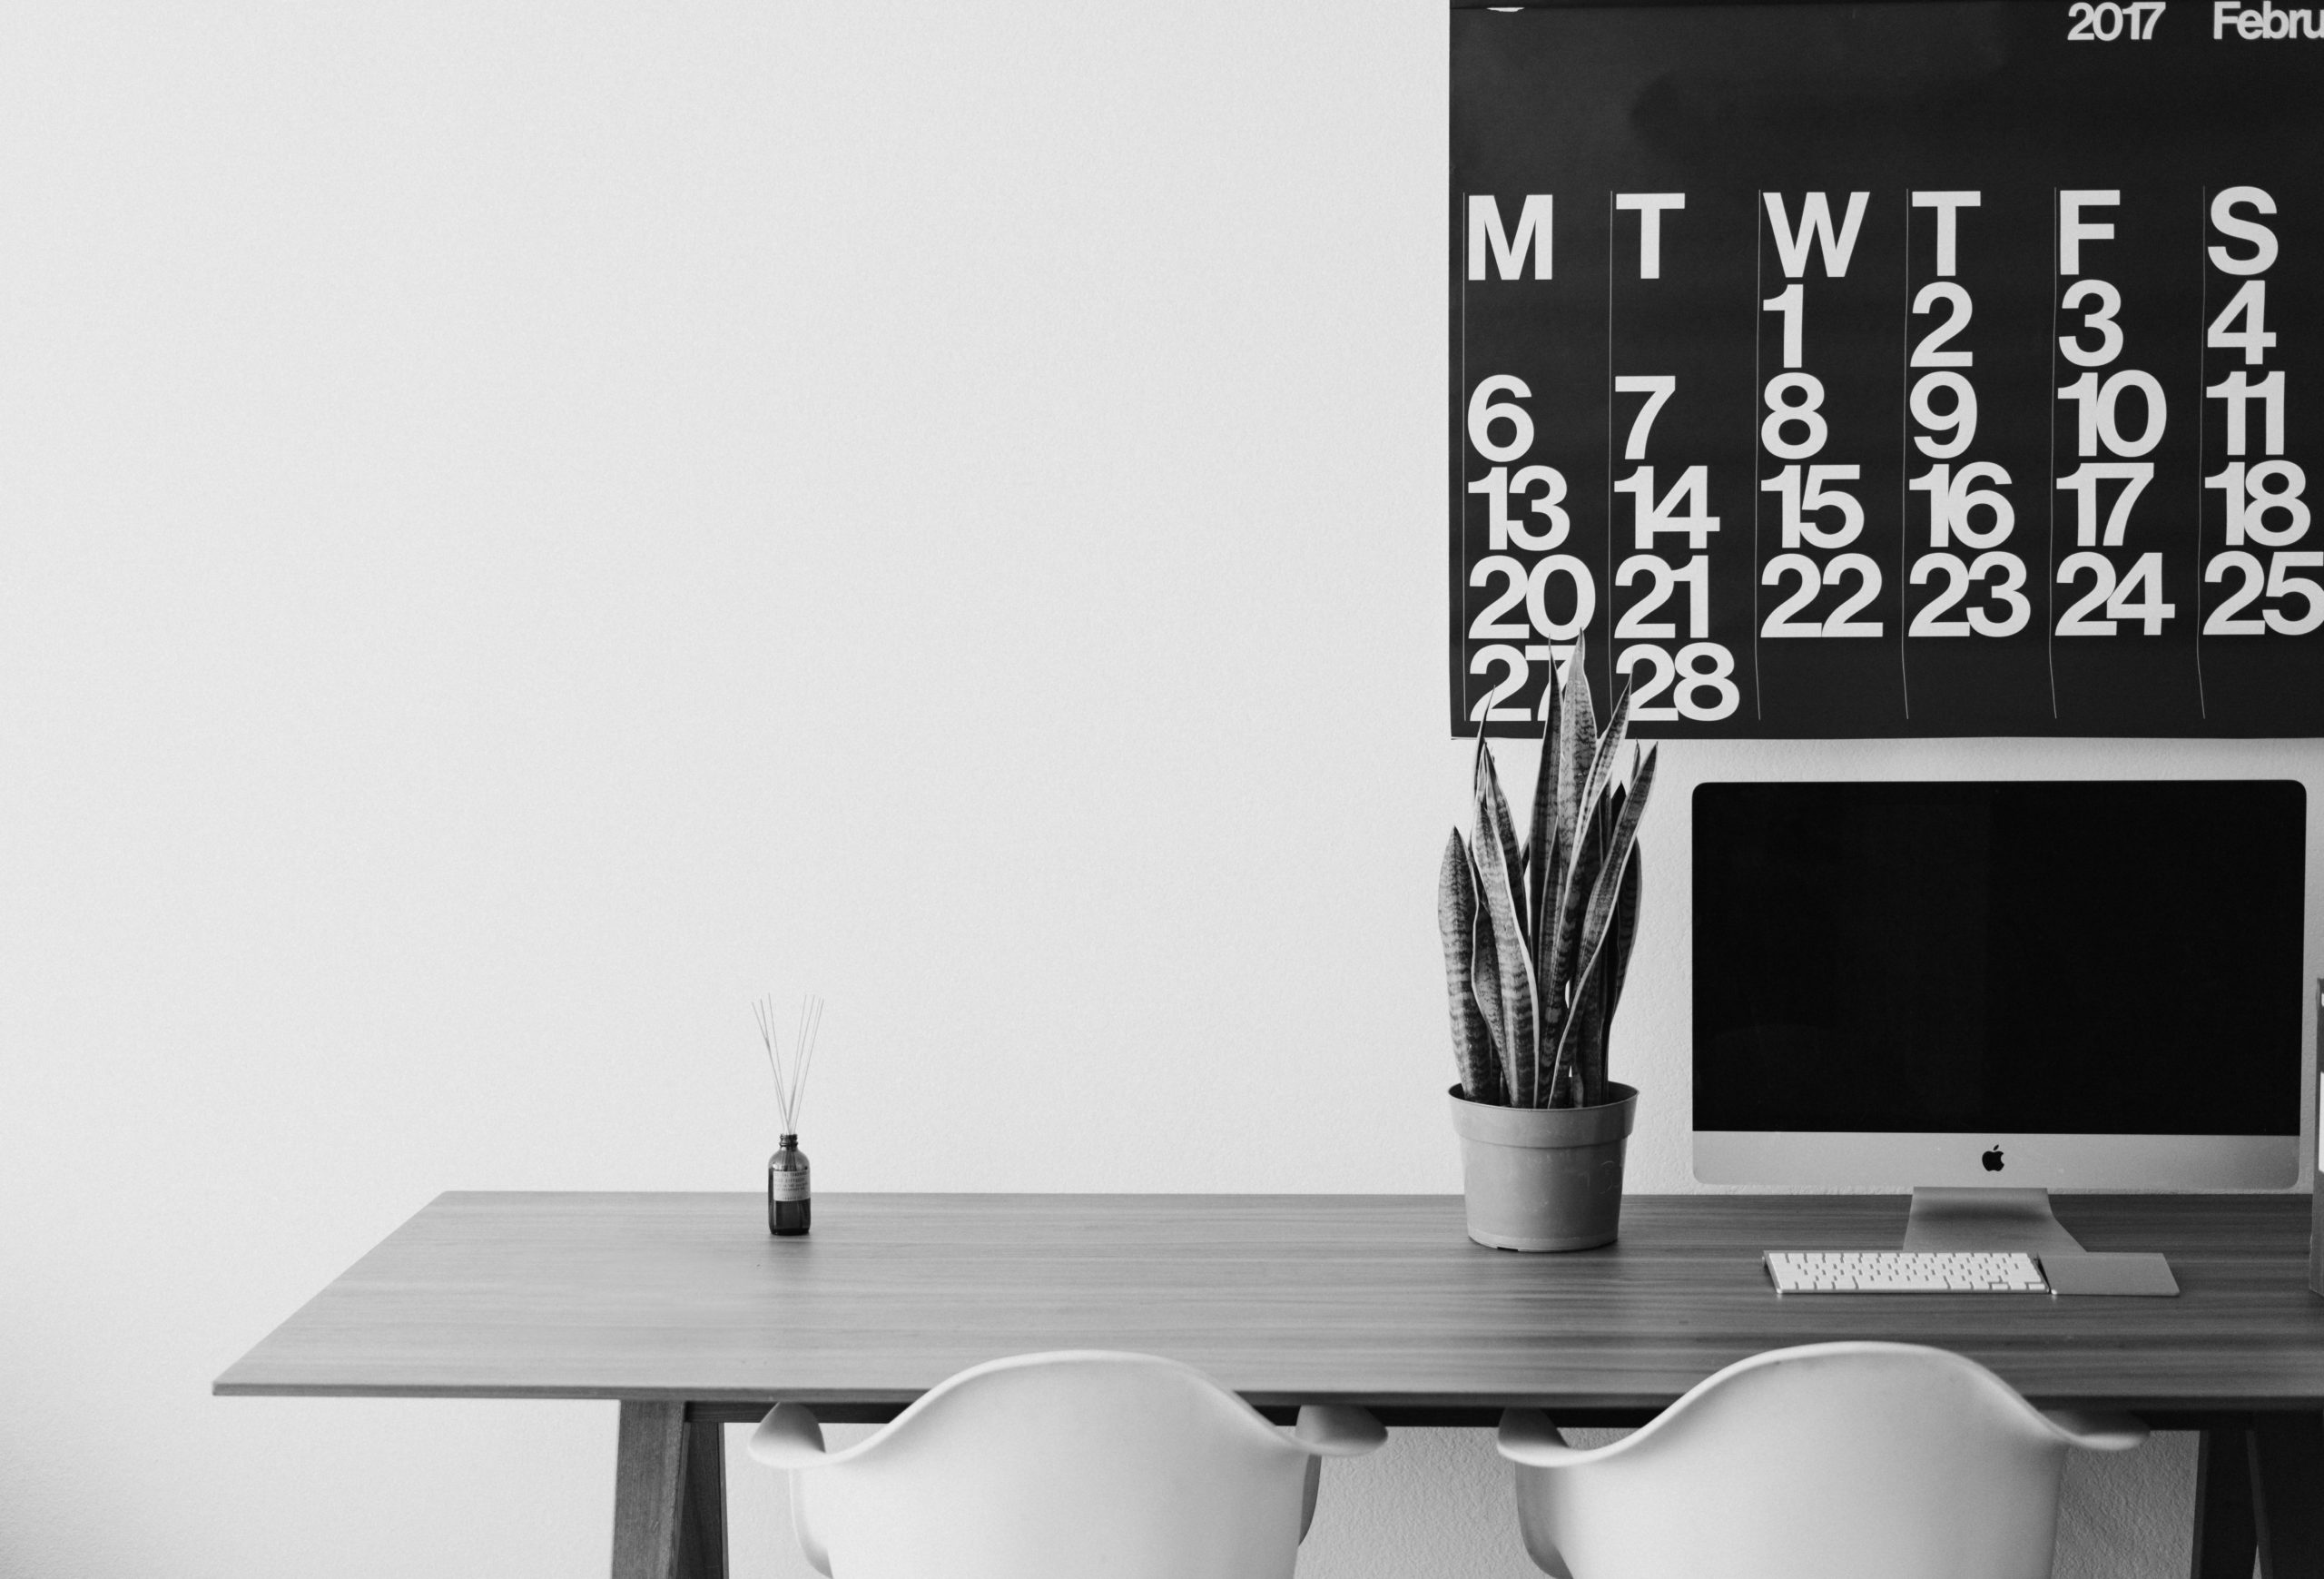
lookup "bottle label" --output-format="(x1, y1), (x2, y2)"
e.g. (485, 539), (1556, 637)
(771, 1165), (811, 1202)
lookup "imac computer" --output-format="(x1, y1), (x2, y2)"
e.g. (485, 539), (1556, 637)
(1693, 780), (2305, 1252)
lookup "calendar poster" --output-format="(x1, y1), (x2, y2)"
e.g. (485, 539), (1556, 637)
(1452, 0), (2324, 736)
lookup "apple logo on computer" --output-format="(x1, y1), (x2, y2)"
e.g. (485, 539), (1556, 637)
(1982, 1147), (2004, 1172)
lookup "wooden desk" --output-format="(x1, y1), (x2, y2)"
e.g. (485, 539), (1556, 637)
(215, 1192), (2324, 1579)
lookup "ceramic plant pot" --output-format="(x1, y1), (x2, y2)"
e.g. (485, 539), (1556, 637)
(1447, 1082), (1638, 1251)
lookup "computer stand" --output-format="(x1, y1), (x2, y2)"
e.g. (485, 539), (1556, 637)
(1899, 1188), (2088, 1253)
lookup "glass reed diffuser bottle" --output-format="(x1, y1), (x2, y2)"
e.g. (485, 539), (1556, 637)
(754, 993), (823, 1238)
(768, 1133), (810, 1236)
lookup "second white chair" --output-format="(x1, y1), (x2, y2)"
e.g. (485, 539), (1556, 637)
(1497, 1340), (2146, 1579)
(747, 1348), (1386, 1579)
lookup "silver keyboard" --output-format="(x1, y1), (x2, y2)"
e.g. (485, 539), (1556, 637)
(1765, 1250), (2050, 1294)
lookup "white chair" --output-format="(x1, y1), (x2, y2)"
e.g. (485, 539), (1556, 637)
(747, 1349), (1387, 1579)
(1496, 1340), (2147, 1579)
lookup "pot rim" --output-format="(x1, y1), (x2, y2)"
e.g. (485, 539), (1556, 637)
(1446, 1081), (1638, 1114)
(1446, 1081), (1639, 1148)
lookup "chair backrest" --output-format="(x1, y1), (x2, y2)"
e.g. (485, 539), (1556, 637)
(1501, 1342), (2147, 1579)
(779, 1351), (1325, 1579)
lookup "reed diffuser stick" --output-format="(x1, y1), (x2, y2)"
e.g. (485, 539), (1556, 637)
(754, 992), (824, 1133)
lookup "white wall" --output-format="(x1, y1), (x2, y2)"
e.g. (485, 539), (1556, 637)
(0, 4), (2305, 1575)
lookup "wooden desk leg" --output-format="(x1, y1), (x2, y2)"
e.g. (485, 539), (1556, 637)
(612, 1402), (729, 1579)
(677, 1416), (728, 1579)
(2192, 1423), (2257, 1579)
(2251, 1413), (2324, 1579)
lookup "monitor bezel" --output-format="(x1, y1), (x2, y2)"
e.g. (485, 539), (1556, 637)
(1688, 777), (2308, 1193)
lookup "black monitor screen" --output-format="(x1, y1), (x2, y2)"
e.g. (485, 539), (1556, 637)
(1693, 781), (2305, 1137)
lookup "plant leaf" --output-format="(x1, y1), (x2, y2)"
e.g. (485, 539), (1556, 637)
(1469, 764), (1540, 1107)
(1532, 657), (1589, 1045)
(1555, 656), (1597, 844)
(1545, 745), (1659, 1099)
(1573, 781), (1630, 1106)
(1467, 848), (1507, 1090)
(1544, 657), (1594, 957)
(1473, 737), (1529, 956)
(1464, 733), (1509, 1080)
(1541, 682), (1633, 1065)
(1533, 656), (1590, 958)
(1568, 955), (1606, 1108)
(1561, 679), (1635, 921)
(1525, 656), (1562, 946)
(1569, 680), (1635, 874)
(1438, 831), (1501, 1104)
(1542, 804), (1602, 1068)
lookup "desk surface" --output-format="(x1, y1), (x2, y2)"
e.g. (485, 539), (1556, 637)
(213, 1191), (2324, 1419)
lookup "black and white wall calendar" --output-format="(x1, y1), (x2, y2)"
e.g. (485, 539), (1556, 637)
(1451, 0), (2324, 736)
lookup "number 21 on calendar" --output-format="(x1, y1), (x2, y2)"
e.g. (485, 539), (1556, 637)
(1612, 373), (1740, 721)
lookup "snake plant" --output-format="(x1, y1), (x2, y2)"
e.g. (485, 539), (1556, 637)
(1438, 659), (1656, 1110)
